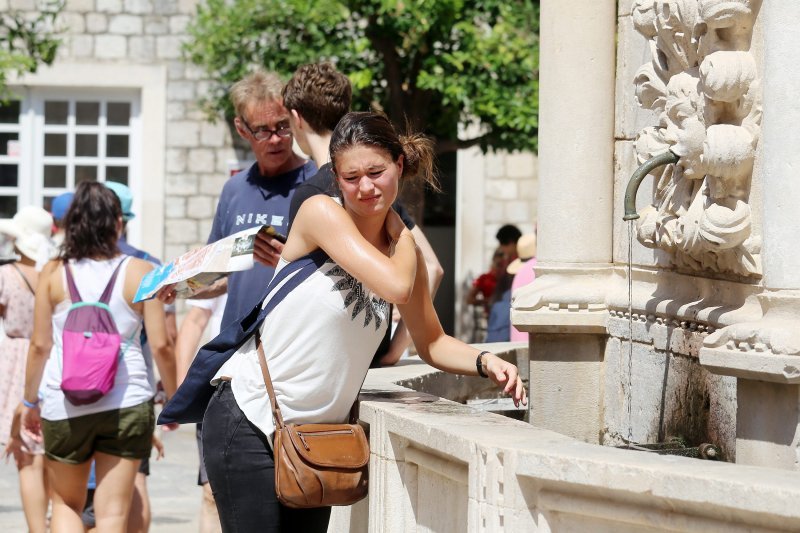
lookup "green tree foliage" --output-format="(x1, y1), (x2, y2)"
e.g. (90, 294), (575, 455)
(0, 2), (63, 99)
(186, 0), (539, 153)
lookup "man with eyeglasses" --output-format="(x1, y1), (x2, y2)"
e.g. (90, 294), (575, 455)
(203, 69), (316, 329)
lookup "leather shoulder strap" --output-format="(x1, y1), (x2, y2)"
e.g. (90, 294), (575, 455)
(256, 335), (284, 429)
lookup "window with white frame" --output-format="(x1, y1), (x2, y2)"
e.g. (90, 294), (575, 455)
(0, 89), (140, 218)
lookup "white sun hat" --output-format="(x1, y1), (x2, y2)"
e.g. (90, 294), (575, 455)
(0, 206), (54, 263)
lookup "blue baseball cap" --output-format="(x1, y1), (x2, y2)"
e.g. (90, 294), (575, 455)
(50, 192), (74, 222)
(104, 181), (135, 222)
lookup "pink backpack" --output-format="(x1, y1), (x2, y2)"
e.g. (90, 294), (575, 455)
(61, 259), (127, 406)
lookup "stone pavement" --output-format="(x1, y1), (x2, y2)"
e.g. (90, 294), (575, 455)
(0, 423), (202, 532)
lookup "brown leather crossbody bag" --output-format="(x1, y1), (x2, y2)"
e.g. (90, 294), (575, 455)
(256, 332), (369, 508)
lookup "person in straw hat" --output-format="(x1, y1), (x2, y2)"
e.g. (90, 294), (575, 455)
(508, 232), (537, 342)
(0, 206), (54, 533)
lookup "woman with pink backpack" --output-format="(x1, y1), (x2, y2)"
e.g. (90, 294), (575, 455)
(20, 182), (176, 532)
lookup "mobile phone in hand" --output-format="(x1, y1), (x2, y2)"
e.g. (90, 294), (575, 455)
(260, 225), (287, 244)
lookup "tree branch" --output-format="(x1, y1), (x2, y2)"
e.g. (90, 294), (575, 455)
(435, 133), (492, 155)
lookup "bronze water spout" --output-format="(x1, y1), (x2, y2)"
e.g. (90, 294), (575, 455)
(623, 150), (680, 221)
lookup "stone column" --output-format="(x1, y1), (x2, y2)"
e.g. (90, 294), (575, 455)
(536, 0), (615, 264)
(761, 2), (800, 289)
(512, 0), (616, 442)
(700, 0), (800, 469)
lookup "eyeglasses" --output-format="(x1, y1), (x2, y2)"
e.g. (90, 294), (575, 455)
(239, 117), (292, 141)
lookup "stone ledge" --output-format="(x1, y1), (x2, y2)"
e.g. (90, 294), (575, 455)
(511, 308), (608, 334)
(346, 351), (800, 531)
(700, 349), (800, 384)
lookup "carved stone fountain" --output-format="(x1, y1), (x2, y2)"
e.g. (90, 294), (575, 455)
(514, 0), (800, 470)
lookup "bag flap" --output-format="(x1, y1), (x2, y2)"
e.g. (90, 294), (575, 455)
(285, 423), (369, 468)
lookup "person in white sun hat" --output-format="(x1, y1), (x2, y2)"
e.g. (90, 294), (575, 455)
(0, 205), (54, 533)
(0, 206), (55, 269)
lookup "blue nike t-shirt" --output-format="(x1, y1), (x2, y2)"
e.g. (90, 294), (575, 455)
(208, 160), (317, 328)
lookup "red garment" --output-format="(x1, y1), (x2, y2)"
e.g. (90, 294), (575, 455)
(472, 272), (497, 300)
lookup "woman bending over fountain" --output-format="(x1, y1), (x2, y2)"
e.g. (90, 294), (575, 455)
(184, 112), (528, 532)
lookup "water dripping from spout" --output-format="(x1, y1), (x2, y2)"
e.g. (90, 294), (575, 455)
(627, 221), (634, 448)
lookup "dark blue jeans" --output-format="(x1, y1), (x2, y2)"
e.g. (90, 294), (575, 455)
(202, 381), (332, 533)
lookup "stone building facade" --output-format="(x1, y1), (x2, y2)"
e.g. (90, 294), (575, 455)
(4, 0), (537, 335)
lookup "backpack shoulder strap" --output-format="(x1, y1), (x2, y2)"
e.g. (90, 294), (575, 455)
(63, 261), (83, 304)
(99, 256), (128, 305)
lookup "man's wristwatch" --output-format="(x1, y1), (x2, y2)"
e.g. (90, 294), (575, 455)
(476, 351), (490, 378)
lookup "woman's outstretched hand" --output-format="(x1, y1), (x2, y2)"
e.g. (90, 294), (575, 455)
(484, 354), (528, 408)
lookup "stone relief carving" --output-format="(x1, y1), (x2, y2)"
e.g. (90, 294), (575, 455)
(631, 0), (761, 277)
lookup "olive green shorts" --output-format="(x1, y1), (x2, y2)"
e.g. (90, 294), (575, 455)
(42, 400), (154, 464)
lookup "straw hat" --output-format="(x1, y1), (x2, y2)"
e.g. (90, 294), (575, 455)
(507, 233), (536, 275)
(0, 206), (54, 261)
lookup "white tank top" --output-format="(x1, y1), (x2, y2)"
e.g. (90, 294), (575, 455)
(214, 256), (389, 439)
(41, 256), (154, 421)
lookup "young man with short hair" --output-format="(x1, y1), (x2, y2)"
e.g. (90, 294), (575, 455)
(281, 62), (444, 366)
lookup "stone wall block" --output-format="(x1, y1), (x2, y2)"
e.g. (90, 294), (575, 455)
(156, 35), (185, 59)
(129, 36), (156, 61)
(169, 15), (190, 33)
(96, 0), (122, 13)
(518, 180), (538, 200)
(165, 174), (198, 195)
(486, 180), (517, 201)
(602, 336), (624, 443)
(185, 105), (208, 122)
(485, 152), (507, 179)
(165, 197), (187, 219)
(178, 0), (198, 14)
(505, 152), (537, 179)
(166, 121), (200, 147)
(168, 62), (184, 80)
(69, 35), (94, 57)
(505, 200), (532, 223)
(215, 151), (238, 174)
(184, 64), (205, 81)
(9, 0), (35, 9)
(168, 81), (195, 101)
(197, 219), (214, 242)
(166, 102), (185, 121)
(166, 148), (187, 173)
(484, 199), (506, 224)
(108, 14), (143, 35)
(187, 148), (215, 173)
(606, 316), (656, 345)
(154, 0), (178, 14)
(199, 174), (229, 196)
(194, 80), (212, 99)
(86, 13), (108, 33)
(200, 121), (228, 148)
(58, 12), (86, 34)
(94, 34), (126, 58)
(144, 15), (168, 34)
(124, 0), (152, 14)
(187, 195), (214, 220)
(165, 218), (197, 244)
(69, 0), (95, 12)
